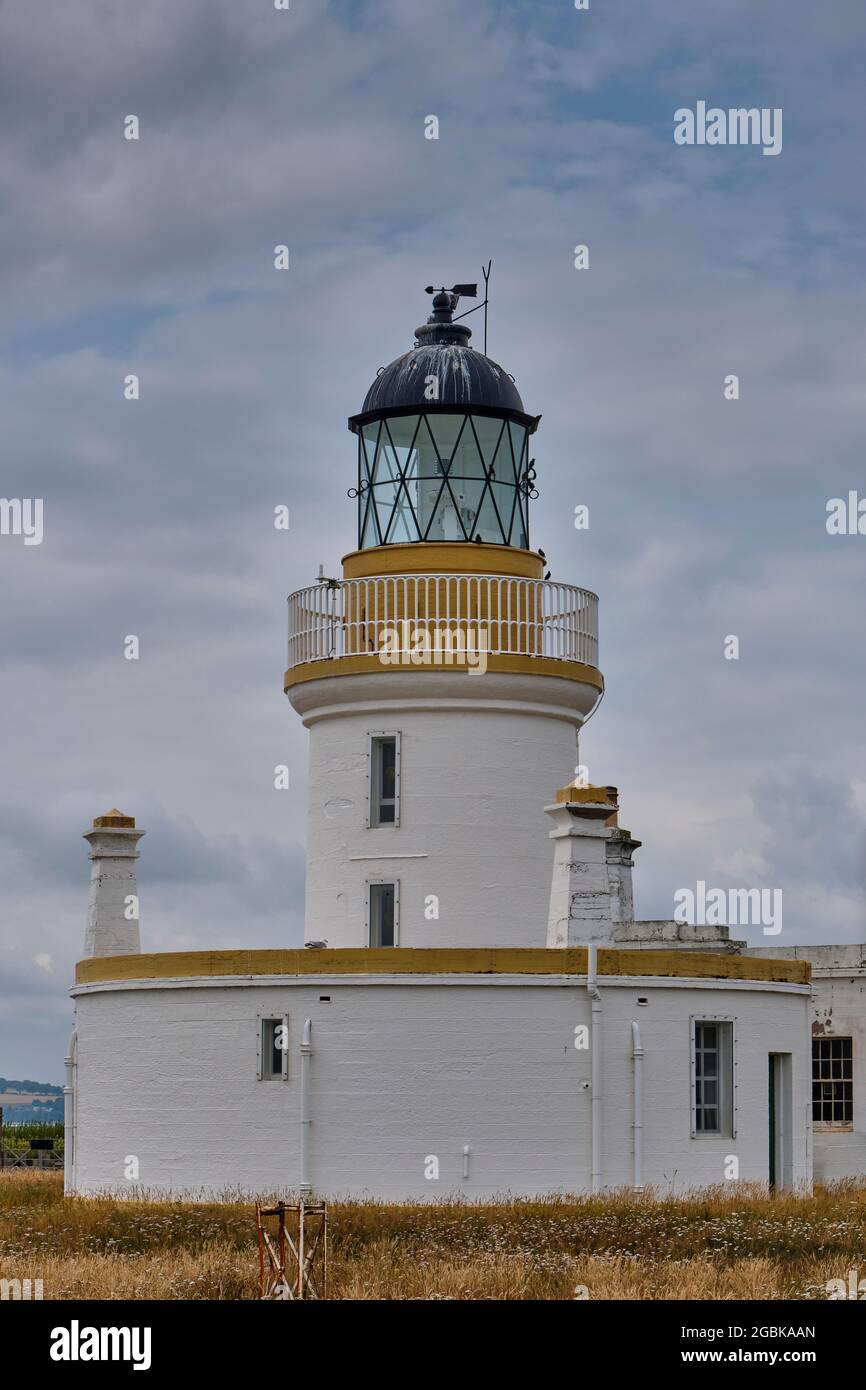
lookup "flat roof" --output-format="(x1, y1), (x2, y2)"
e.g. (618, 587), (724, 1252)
(75, 947), (810, 986)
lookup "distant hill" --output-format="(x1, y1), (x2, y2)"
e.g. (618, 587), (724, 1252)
(0, 1078), (64, 1125)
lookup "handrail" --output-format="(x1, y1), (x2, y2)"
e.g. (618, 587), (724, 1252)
(287, 574), (599, 669)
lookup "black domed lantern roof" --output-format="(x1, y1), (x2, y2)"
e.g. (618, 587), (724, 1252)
(350, 289), (537, 428)
(348, 285), (541, 552)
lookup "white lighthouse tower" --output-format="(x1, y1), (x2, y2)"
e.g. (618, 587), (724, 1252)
(285, 286), (603, 949)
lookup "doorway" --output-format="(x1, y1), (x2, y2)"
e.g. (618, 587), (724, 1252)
(768, 1053), (793, 1190)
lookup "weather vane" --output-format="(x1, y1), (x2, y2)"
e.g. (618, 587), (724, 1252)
(424, 260), (493, 354)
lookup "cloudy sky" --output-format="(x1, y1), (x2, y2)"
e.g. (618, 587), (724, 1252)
(2, 0), (865, 1082)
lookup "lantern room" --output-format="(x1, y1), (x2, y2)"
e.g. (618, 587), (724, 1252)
(348, 287), (541, 551)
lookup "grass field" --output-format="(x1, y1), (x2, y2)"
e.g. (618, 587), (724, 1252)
(2, 1172), (866, 1299)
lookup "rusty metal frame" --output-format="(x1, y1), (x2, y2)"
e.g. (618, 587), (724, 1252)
(256, 1200), (328, 1299)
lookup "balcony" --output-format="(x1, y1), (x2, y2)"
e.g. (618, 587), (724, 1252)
(286, 574), (599, 672)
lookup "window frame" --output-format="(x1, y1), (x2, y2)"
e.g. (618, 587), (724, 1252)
(367, 731), (401, 828)
(812, 1035), (854, 1130)
(257, 1013), (289, 1082)
(367, 878), (400, 947)
(690, 1016), (736, 1139)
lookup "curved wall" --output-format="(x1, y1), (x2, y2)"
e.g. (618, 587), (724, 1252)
(289, 670), (599, 948)
(69, 966), (811, 1199)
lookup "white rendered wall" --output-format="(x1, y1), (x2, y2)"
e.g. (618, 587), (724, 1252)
(289, 670), (599, 948)
(82, 826), (143, 958)
(70, 975), (810, 1199)
(749, 945), (866, 1182)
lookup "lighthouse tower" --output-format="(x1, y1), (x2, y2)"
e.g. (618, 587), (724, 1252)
(285, 287), (603, 948)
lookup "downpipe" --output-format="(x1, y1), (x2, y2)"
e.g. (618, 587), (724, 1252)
(587, 944), (602, 1193)
(631, 1020), (644, 1192)
(299, 1019), (312, 1197)
(63, 1028), (77, 1195)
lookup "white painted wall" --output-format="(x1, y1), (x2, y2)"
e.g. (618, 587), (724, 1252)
(749, 944), (866, 1182)
(70, 974), (810, 1199)
(289, 669), (599, 949)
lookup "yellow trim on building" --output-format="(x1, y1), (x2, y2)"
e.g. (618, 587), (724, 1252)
(92, 809), (136, 828)
(284, 652), (605, 692)
(342, 542), (544, 581)
(75, 947), (810, 986)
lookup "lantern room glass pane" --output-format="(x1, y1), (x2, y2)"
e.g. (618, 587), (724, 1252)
(357, 413), (531, 550)
(360, 422), (380, 482)
(426, 413), (467, 464)
(508, 421), (528, 482)
(468, 416), (507, 471)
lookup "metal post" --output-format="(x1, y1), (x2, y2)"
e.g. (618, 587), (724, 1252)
(298, 1200), (305, 1298)
(256, 1201), (328, 1299)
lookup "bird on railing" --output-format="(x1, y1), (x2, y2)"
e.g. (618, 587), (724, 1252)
(305, 940), (328, 949)
(544, 570), (551, 580)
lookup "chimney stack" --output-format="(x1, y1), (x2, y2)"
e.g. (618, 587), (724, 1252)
(545, 784), (641, 947)
(82, 810), (144, 957)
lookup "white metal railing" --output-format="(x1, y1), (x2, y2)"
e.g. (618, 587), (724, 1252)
(287, 574), (599, 669)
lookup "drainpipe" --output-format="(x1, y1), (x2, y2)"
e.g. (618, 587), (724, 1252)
(299, 1019), (312, 1197)
(587, 944), (602, 1193)
(63, 1028), (77, 1195)
(631, 1021), (644, 1192)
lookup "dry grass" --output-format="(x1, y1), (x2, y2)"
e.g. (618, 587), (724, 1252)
(2, 1172), (866, 1300)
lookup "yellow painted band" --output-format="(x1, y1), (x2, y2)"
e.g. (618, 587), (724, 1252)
(342, 543), (544, 581)
(75, 947), (810, 986)
(284, 653), (605, 692)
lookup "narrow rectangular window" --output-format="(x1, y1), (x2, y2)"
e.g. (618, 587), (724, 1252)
(692, 1020), (733, 1136)
(812, 1036), (853, 1126)
(369, 881), (398, 947)
(369, 733), (400, 827)
(260, 1017), (288, 1080)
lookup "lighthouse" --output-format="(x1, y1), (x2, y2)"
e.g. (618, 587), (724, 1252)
(285, 286), (603, 949)
(68, 285), (818, 1201)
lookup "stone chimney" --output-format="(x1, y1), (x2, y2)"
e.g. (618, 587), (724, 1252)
(82, 810), (144, 957)
(545, 784), (641, 947)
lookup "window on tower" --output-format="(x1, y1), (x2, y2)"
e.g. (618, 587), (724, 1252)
(369, 881), (398, 947)
(369, 733), (400, 827)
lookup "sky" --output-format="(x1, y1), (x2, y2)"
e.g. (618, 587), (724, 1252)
(1, 0), (865, 1082)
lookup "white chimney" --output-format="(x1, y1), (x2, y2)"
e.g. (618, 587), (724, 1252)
(82, 809), (144, 957)
(545, 784), (641, 946)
